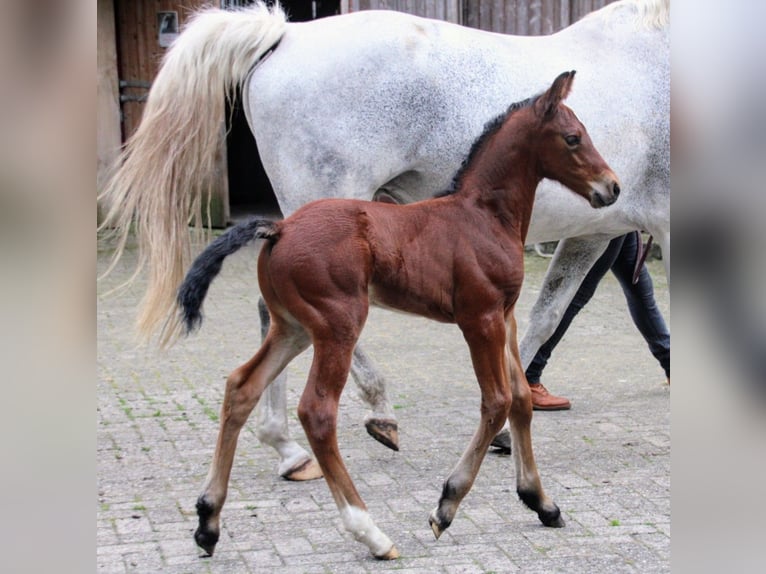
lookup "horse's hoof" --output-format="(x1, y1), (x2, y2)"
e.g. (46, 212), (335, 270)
(194, 527), (219, 556)
(490, 428), (511, 454)
(281, 458), (323, 481)
(374, 544), (400, 560)
(365, 419), (399, 451)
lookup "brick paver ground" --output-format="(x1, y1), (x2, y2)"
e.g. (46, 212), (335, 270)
(97, 236), (669, 573)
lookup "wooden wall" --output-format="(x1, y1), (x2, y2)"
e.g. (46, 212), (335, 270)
(347, 0), (462, 23)
(464, 0), (615, 34)
(114, 0), (204, 140)
(347, 0), (617, 34)
(98, 0), (230, 225)
(97, 0), (121, 201)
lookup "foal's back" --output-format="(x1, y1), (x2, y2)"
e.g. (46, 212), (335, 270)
(261, 197), (525, 325)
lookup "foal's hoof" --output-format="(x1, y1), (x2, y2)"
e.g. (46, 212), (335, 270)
(194, 527), (219, 557)
(428, 509), (450, 539)
(374, 544), (400, 560)
(365, 419), (400, 451)
(490, 428), (512, 454)
(544, 513), (566, 528)
(282, 458), (323, 481)
(538, 503), (565, 528)
(518, 489), (565, 528)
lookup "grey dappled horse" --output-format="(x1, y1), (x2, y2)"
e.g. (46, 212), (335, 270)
(100, 0), (669, 479)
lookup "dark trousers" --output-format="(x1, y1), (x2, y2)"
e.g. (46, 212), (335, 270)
(526, 232), (670, 383)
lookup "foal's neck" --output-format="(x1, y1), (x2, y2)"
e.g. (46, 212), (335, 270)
(455, 121), (542, 242)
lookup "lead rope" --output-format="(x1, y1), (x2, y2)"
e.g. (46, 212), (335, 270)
(632, 230), (654, 284)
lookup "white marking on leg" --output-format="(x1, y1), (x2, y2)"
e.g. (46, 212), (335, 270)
(340, 505), (394, 557)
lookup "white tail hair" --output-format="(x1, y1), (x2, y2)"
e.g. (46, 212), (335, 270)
(98, 2), (287, 347)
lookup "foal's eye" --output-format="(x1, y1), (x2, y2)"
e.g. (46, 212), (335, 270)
(564, 134), (581, 147)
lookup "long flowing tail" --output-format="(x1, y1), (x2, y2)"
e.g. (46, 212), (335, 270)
(98, 2), (287, 346)
(177, 218), (279, 338)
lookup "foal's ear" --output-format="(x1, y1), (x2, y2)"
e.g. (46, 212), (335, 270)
(536, 70), (576, 120)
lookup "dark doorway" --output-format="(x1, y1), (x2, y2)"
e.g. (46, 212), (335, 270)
(226, 0), (340, 222)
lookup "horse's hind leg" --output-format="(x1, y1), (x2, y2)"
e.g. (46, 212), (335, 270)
(506, 310), (563, 527)
(195, 322), (310, 556)
(254, 298), (322, 480)
(350, 346), (399, 451)
(429, 312), (512, 538)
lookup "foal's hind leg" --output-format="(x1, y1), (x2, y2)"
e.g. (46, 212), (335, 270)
(298, 322), (398, 559)
(195, 323), (310, 556)
(506, 311), (564, 527)
(429, 312), (513, 538)
(253, 298), (322, 480)
(255, 299), (399, 460)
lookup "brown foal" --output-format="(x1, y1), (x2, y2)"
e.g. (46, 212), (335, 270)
(177, 71), (620, 560)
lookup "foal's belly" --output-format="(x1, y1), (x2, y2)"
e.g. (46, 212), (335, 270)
(368, 282), (455, 324)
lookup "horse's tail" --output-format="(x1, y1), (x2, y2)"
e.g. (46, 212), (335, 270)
(176, 218), (279, 339)
(98, 2), (287, 345)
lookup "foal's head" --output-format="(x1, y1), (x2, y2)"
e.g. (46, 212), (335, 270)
(531, 71), (620, 208)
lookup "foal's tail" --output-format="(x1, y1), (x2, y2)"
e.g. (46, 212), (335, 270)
(176, 218), (279, 338)
(98, 2), (287, 346)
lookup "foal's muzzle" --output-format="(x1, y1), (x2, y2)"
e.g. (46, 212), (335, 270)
(589, 177), (621, 208)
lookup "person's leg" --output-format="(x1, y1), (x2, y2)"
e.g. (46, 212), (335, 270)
(526, 235), (625, 409)
(610, 232), (670, 379)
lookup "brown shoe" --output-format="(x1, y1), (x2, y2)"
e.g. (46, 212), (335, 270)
(529, 383), (571, 411)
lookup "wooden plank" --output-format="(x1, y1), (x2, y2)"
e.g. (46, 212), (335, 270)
(529, 0), (541, 34)
(97, 0), (122, 214)
(539, 0), (554, 34)
(445, 0), (460, 23)
(557, 0), (569, 31)
(515, 0), (528, 35)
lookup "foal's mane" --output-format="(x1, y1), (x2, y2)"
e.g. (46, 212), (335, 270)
(437, 93), (540, 197)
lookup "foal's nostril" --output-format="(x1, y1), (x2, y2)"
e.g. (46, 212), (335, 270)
(612, 182), (621, 198)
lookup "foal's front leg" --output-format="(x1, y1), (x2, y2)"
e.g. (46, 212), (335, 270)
(429, 312), (513, 537)
(507, 311), (564, 527)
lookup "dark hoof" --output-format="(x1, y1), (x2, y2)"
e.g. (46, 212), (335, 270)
(365, 419), (399, 451)
(490, 428), (511, 454)
(195, 496), (219, 556)
(541, 510), (565, 528)
(517, 489), (564, 528)
(194, 526), (219, 556)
